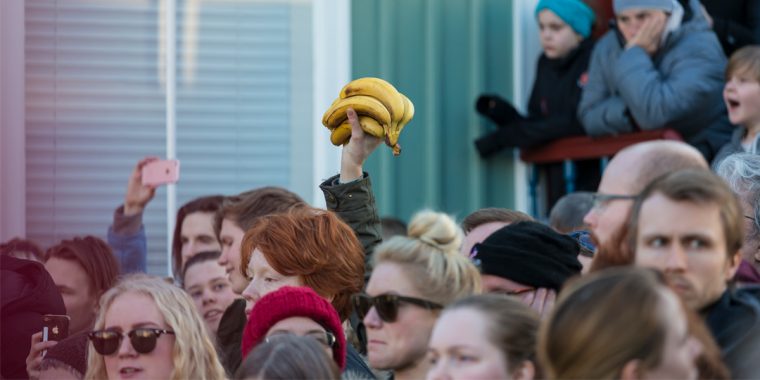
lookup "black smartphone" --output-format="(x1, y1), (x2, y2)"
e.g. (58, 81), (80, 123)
(42, 314), (70, 342)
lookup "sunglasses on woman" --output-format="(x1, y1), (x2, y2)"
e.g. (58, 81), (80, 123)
(352, 293), (443, 323)
(88, 328), (175, 355)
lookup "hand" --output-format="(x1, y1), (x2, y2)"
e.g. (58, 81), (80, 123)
(123, 157), (159, 216)
(339, 108), (383, 183)
(626, 12), (667, 55)
(520, 288), (557, 319)
(26, 332), (58, 380)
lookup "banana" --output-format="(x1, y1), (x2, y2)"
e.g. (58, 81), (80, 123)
(329, 116), (385, 146)
(386, 94), (414, 151)
(330, 122), (352, 145)
(340, 77), (405, 125)
(322, 95), (391, 130)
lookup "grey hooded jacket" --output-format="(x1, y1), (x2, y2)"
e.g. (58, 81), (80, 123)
(578, 0), (732, 160)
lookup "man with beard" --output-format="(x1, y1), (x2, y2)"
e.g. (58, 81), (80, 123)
(583, 140), (707, 270)
(629, 169), (760, 378)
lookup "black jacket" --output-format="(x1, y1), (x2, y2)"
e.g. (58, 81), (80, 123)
(700, 0), (760, 56)
(703, 287), (760, 379)
(526, 37), (595, 142)
(1, 256), (66, 379)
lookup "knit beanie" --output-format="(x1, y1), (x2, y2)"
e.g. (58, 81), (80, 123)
(472, 221), (582, 290)
(240, 286), (346, 370)
(613, 0), (674, 14)
(40, 330), (89, 378)
(535, 0), (596, 38)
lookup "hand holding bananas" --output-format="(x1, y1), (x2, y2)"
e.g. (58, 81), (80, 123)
(322, 77), (414, 156)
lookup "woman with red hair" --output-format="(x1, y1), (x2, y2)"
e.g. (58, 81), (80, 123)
(239, 206), (370, 377)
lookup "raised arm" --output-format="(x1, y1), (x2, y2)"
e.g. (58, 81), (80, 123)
(107, 157), (158, 274)
(320, 108), (383, 264)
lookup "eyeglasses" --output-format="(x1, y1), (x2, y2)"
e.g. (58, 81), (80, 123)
(265, 331), (336, 348)
(88, 328), (175, 355)
(352, 293), (443, 323)
(590, 193), (637, 211)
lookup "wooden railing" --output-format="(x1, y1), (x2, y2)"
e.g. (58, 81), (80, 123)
(519, 129), (683, 216)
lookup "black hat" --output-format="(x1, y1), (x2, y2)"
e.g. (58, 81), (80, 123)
(473, 221), (582, 290)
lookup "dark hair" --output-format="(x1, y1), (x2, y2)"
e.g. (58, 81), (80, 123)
(381, 216), (407, 240)
(1, 237), (45, 261)
(214, 187), (305, 237)
(180, 250), (221, 287)
(627, 169), (744, 261)
(234, 335), (340, 380)
(44, 236), (120, 297)
(549, 192), (594, 234)
(461, 208), (533, 234)
(446, 294), (539, 377)
(171, 195), (225, 277)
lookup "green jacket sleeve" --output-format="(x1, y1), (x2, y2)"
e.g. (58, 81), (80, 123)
(319, 172), (382, 272)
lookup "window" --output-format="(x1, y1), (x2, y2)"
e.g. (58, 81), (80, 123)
(20, 0), (345, 274)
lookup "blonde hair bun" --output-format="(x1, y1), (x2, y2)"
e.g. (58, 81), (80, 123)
(406, 210), (463, 256)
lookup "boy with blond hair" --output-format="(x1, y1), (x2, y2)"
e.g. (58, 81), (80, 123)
(714, 45), (760, 166)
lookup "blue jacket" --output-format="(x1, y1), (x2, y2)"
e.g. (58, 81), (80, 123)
(107, 206), (147, 274)
(578, 0), (732, 160)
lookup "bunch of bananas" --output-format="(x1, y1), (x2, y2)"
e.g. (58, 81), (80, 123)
(322, 77), (414, 156)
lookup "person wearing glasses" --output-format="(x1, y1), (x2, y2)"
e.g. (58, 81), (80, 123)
(539, 267), (705, 379)
(84, 274), (226, 380)
(427, 294), (539, 380)
(583, 140), (707, 271)
(240, 287), (346, 371)
(236, 335), (340, 380)
(470, 221), (582, 319)
(355, 210), (481, 380)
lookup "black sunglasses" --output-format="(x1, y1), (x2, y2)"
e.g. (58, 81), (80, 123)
(352, 293), (443, 323)
(88, 328), (175, 355)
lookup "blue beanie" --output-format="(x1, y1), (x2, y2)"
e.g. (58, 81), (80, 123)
(535, 0), (596, 38)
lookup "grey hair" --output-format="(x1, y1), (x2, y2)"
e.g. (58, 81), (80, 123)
(717, 153), (760, 235)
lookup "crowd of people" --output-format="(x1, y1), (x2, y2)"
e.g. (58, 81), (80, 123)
(2, 0), (760, 379)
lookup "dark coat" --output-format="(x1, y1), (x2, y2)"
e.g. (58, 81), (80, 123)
(1, 255), (66, 379)
(700, 0), (760, 55)
(703, 287), (760, 379)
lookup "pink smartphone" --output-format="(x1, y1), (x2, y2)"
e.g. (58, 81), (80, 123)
(142, 159), (180, 186)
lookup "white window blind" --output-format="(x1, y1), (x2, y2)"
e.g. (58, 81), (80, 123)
(25, 0), (315, 275)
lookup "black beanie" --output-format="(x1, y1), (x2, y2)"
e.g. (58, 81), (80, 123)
(473, 221), (582, 290)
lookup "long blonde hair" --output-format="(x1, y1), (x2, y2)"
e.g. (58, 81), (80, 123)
(372, 210), (481, 305)
(84, 274), (227, 380)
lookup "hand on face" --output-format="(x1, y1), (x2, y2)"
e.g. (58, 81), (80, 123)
(520, 288), (557, 319)
(626, 11), (667, 55)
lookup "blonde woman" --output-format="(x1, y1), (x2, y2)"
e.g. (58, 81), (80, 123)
(84, 274), (226, 380)
(355, 210), (482, 380)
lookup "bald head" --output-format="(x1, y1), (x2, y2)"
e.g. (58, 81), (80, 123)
(614, 141), (708, 194)
(584, 141), (708, 265)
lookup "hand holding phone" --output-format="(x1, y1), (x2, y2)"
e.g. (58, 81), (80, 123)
(42, 314), (70, 342)
(141, 159), (180, 187)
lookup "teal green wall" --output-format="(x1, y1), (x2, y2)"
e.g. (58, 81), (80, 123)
(352, 0), (518, 222)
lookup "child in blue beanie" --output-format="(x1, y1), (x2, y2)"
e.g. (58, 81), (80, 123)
(475, 0), (598, 212)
